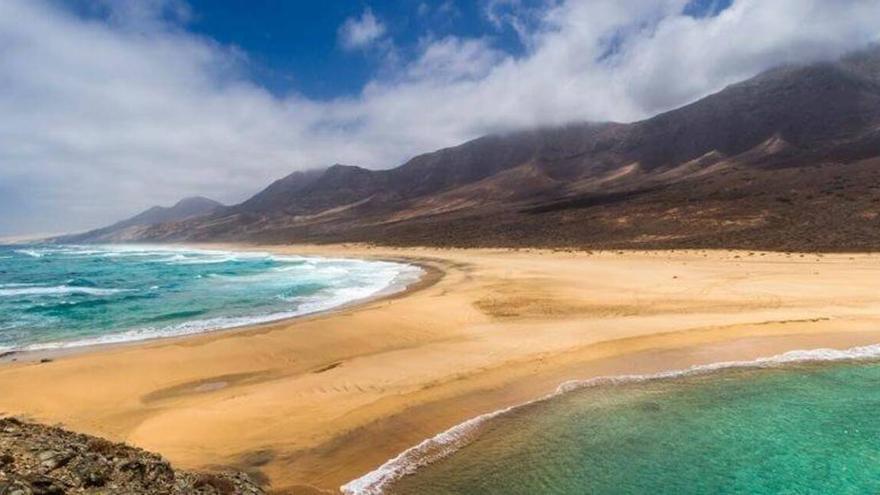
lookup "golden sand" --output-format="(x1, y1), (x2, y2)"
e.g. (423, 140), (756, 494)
(2, 246), (880, 493)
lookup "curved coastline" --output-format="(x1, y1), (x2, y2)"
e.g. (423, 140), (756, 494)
(0, 244), (433, 363)
(2, 247), (880, 493)
(341, 343), (880, 494)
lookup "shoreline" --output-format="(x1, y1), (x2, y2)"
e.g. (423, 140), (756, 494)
(342, 338), (880, 494)
(0, 244), (439, 364)
(1, 246), (880, 493)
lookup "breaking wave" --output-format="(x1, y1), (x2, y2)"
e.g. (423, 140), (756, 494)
(341, 343), (880, 495)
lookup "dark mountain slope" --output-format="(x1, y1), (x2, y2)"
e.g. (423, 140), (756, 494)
(57, 196), (223, 243)
(616, 62), (880, 168)
(74, 48), (880, 251)
(236, 168), (325, 214)
(121, 197), (223, 227)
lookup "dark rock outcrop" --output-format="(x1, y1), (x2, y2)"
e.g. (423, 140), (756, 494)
(0, 417), (264, 494)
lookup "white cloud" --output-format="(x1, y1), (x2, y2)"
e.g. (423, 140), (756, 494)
(338, 8), (386, 50)
(484, 0), (544, 45)
(1, 0), (879, 235)
(405, 37), (503, 83)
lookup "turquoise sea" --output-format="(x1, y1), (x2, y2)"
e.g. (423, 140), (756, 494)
(345, 347), (880, 495)
(0, 244), (421, 352)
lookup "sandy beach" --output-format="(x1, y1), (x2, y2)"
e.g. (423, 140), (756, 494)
(2, 245), (880, 494)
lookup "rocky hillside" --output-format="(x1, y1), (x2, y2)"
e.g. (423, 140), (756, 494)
(59, 197), (223, 244)
(0, 417), (263, 494)
(71, 48), (880, 251)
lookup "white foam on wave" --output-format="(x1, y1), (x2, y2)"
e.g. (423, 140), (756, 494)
(4, 243), (425, 356)
(40, 243), (360, 269)
(165, 251), (274, 265)
(92, 244), (218, 254)
(13, 246), (93, 257)
(167, 255), (238, 265)
(14, 249), (44, 258)
(12, 259), (424, 353)
(149, 254), (189, 263)
(0, 285), (127, 297)
(340, 343), (880, 495)
(73, 244), (242, 261)
(286, 265), (405, 313)
(11, 244), (200, 260)
(18, 312), (312, 352)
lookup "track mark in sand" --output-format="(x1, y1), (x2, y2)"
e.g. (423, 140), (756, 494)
(208, 449), (275, 488)
(236, 448), (275, 468)
(307, 382), (385, 397)
(285, 484), (337, 495)
(473, 282), (640, 319)
(312, 361), (342, 374)
(141, 370), (274, 404)
(760, 316), (831, 325)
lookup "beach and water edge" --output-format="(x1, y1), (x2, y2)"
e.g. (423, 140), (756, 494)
(0, 244), (432, 364)
(2, 244), (880, 493)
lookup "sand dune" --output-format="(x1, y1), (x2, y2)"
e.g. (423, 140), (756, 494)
(2, 246), (880, 493)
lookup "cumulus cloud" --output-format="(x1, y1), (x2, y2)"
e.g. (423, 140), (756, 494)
(1, 0), (879, 235)
(338, 8), (386, 50)
(484, 0), (546, 46)
(418, 1), (461, 19)
(405, 37), (503, 83)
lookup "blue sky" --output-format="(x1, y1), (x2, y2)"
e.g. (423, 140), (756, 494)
(182, 0), (536, 99)
(61, 0), (545, 99)
(1, 0), (877, 236)
(58, 0), (730, 100)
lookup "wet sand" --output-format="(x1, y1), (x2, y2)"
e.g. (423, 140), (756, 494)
(1, 245), (880, 494)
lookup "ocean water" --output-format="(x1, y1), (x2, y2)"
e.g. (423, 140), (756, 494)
(0, 244), (421, 352)
(347, 347), (880, 495)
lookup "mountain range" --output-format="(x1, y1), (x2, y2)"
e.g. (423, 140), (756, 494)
(64, 196), (222, 243)
(61, 48), (880, 251)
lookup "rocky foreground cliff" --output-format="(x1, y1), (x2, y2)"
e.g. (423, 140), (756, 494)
(0, 417), (264, 494)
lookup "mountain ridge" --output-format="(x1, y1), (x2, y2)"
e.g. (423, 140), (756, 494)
(58, 196), (223, 243)
(65, 48), (880, 251)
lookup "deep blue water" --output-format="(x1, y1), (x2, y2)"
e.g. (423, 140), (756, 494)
(0, 244), (421, 352)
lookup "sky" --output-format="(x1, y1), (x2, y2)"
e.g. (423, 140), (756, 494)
(0, 0), (878, 236)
